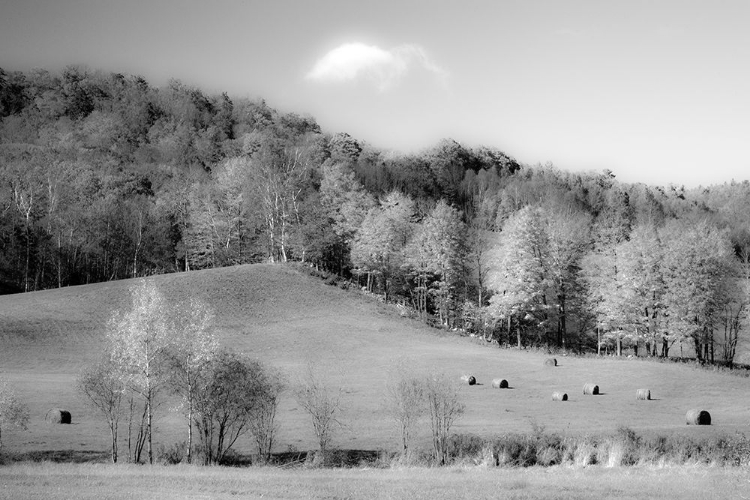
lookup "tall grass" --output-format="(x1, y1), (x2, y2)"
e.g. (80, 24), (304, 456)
(2, 461), (749, 500)
(445, 427), (750, 468)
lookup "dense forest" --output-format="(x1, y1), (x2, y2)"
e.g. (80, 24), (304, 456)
(1, 66), (749, 363)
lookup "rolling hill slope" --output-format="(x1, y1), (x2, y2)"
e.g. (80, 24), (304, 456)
(1, 264), (749, 455)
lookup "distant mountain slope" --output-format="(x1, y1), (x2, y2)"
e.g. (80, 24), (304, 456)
(1, 264), (749, 454)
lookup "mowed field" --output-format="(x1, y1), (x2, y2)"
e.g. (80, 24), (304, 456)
(1, 263), (749, 456)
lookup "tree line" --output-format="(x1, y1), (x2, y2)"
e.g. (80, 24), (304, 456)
(1, 66), (749, 362)
(78, 279), (282, 465)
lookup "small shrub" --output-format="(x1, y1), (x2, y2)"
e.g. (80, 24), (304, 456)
(156, 441), (185, 465)
(218, 448), (246, 467)
(384, 360), (425, 456)
(294, 364), (344, 456)
(0, 380), (30, 450)
(448, 433), (485, 460)
(608, 427), (641, 466)
(536, 445), (560, 466)
(722, 433), (750, 466)
(478, 442), (497, 467)
(571, 438), (597, 467)
(493, 434), (538, 467)
(424, 373), (465, 465)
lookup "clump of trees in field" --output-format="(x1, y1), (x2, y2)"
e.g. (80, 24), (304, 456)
(78, 279), (283, 464)
(1, 65), (749, 363)
(384, 362), (465, 465)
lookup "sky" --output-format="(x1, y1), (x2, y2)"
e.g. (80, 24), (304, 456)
(1, 0), (749, 188)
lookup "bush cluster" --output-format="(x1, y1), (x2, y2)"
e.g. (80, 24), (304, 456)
(445, 428), (750, 468)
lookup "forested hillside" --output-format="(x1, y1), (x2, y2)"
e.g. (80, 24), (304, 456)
(1, 66), (749, 363)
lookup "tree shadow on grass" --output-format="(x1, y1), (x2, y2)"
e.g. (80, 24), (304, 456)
(14, 450), (110, 464)
(270, 449), (381, 467)
(6, 449), (385, 467)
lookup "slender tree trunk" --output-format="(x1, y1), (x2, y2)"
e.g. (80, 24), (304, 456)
(187, 383), (193, 464)
(147, 397), (153, 464)
(516, 320), (522, 349)
(694, 336), (702, 362)
(237, 218), (242, 264)
(133, 210), (143, 278)
(111, 421), (118, 463)
(268, 218), (275, 263)
(57, 232), (62, 288)
(506, 316), (511, 347)
(24, 219), (31, 292)
(558, 292), (567, 349)
(127, 395), (134, 462)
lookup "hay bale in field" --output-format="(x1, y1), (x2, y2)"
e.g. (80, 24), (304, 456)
(686, 409), (711, 425)
(45, 408), (72, 424)
(544, 358), (557, 367)
(460, 375), (477, 385)
(551, 392), (568, 401)
(491, 378), (509, 389)
(582, 383), (599, 395)
(636, 389), (651, 400)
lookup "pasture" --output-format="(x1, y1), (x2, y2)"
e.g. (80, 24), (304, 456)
(1, 263), (749, 457)
(1, 462), (748, 500)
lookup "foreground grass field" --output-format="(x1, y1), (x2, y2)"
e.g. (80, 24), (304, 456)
(1, 263), (749, 457)
(1, 462), (748, 500)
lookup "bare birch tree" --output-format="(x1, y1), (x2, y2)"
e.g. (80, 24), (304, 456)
(108, 278), (173, 464)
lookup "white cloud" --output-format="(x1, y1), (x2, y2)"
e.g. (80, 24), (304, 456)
(305, 42), (447, 91)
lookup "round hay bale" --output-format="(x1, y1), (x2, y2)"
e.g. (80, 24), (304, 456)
(582, 383), (599, 395)
(491, 378), (509, 389)
(686, 409), (711, 425)
(636, 389), (651, 400)
(544, 358), (557, 367)
(460, 375), (476, 385)
(551, 392), (568, 401)
(45, 408), (72, 424)
(468, 376), (476, 386)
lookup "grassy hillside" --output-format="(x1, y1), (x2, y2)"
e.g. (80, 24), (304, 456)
(1, 264), (749, 456)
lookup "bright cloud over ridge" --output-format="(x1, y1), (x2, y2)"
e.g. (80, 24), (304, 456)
(305, 42), (447, 91)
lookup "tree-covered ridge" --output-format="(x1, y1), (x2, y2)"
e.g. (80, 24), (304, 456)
(1, 66), (748, 363)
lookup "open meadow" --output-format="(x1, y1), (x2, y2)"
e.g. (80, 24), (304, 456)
(1, 462), (749, 500)
(1, 263), (750, 458)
